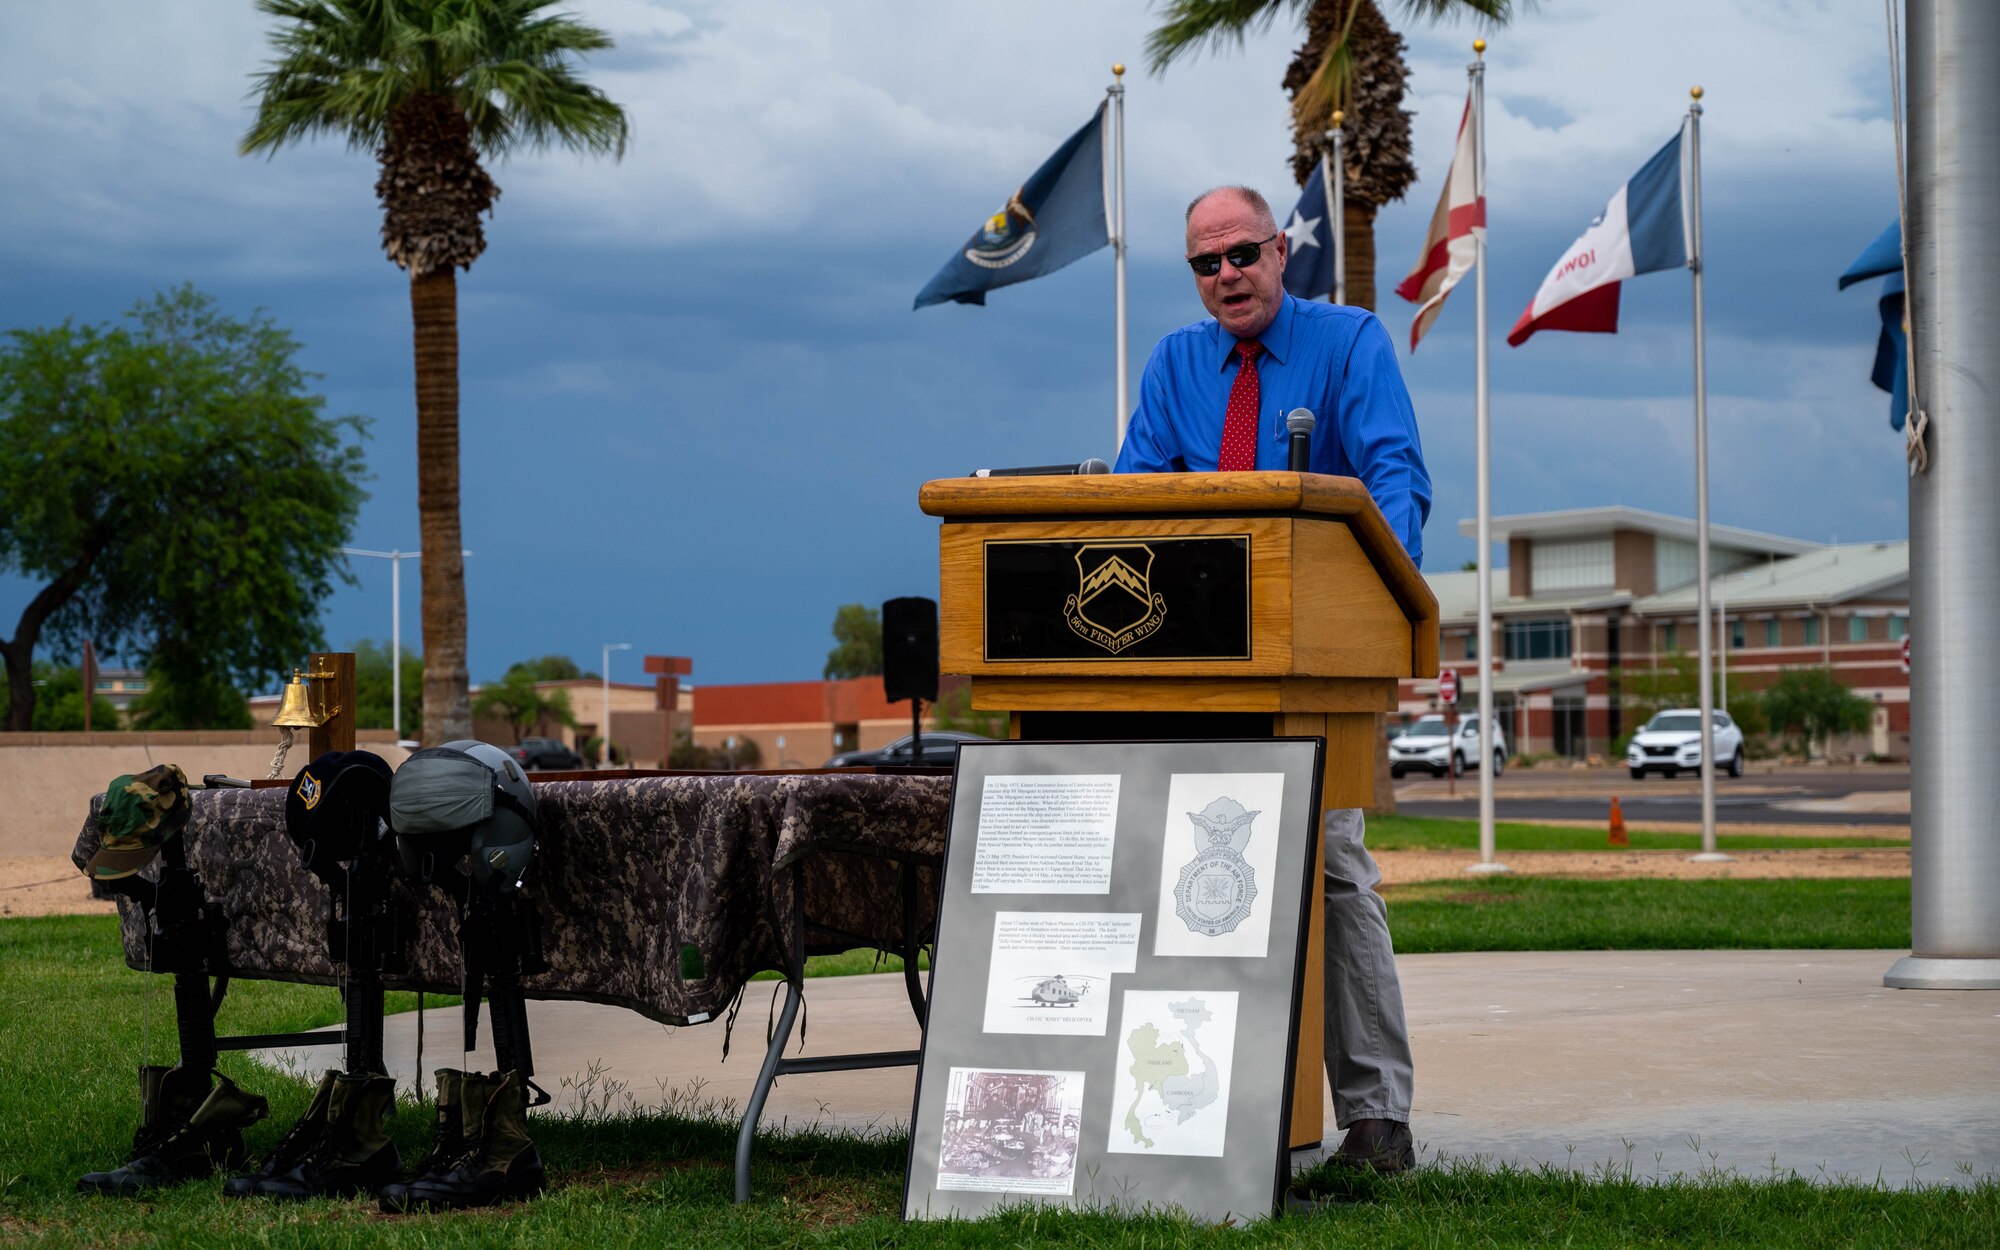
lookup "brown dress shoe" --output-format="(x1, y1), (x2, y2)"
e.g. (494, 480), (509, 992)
(1333, 1118), (1415, 1174)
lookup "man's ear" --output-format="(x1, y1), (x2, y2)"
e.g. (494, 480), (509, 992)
(1274, 228), (1288, 269)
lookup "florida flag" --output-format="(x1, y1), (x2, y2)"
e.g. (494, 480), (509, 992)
(1395, 93), (1481, 350)
(1508, 132), (1687, 346)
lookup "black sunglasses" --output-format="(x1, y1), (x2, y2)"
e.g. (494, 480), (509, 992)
(1186, 233), (1278, 277)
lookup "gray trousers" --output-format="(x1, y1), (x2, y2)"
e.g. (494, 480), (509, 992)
(1322, 808), (1414, 1127)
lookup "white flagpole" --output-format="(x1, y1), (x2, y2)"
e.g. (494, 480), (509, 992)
(1468, 40), (1507, 877)
(1687, 85), (1729, 864)
(1111, 64), (1130, 449)
(1324, 113), (1346, 304)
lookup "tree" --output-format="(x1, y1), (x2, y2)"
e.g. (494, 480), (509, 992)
(0, 286), (366, 731)
(1762, 667), (1872, 757)
(1148, 0), (1515, 311)
(824, 604), (884, 679)
(0, 662), (122, 732)
(668, 729), (763, 771)
(352, 638), (424, 732)
(128, 670), (255, 732)
(471, 668), (576, 743)
(243, 0), (629, 746)
(933, 682), (1007, 739)
(506, 655), (592, 682)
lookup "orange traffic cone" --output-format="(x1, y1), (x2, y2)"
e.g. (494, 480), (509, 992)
(1608, 796), (1629, 847)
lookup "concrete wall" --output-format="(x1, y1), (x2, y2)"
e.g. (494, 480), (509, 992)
(0, 734), (408, 859)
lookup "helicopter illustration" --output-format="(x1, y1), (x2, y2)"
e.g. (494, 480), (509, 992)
(1019, 973), (1097, 1007)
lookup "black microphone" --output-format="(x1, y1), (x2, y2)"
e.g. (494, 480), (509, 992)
(972, 459), (1111, 477)
(1286, 408), (1316, 472)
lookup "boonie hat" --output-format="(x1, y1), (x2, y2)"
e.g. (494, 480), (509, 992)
(85, 764), (195, 880)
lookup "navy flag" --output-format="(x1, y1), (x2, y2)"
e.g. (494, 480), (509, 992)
(1281, 158), (1335, 300)
(1840, 221), (1908, 432)
(914, 104), (1109, 309)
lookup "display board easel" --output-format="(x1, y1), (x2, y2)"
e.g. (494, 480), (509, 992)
(904, 738), (1324, 1224)
(920, 471), (1441, 1149)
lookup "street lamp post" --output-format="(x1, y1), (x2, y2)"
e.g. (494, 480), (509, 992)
(601, 642), (631, 768)
(343, 547), (470, 743)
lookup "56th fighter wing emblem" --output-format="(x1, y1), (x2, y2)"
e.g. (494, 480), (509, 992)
(1062, 543), (1168, 654)
(1172, 796), (1260, 937)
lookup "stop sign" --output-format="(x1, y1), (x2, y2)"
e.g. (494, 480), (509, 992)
(1439, 667), (1460, 705)
(1901, 635), (1910, 675)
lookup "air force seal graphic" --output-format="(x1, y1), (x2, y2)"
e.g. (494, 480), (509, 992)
(964, 190), (1037, 269)
(1063, 543), (1168, 654)
(1172, 796), (1260, 937)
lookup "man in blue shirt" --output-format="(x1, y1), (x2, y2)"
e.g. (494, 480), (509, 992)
(1117, 185), (1426, 1173)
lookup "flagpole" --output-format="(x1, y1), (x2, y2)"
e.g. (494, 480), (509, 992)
(1111, 63), (1130, 449)
(1467, 39), (1506, 877)
(1324, 113), (1346, 305)
(1686, 85), (1728, 864)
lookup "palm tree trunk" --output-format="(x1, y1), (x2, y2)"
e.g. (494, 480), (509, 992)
(411, 267), (471, 744)
(1342, 201), (1379, 315)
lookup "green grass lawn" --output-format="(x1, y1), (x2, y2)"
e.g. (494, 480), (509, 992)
(2, 882), (1974, 1248)
(1365, 813), (1909, 852)
(1384, 877), (1910, 954)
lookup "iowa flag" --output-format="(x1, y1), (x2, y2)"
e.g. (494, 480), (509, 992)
(1508, 133), (1686, 346)
(1395, 92), (1482, 351)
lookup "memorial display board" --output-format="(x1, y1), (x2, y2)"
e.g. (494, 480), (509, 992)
(904, 739), (1324, 1223)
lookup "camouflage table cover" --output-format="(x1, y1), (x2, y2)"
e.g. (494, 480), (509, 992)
(72, 774), (949, 1028)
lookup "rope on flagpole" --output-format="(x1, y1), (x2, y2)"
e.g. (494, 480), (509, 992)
(1884, 0), (1928, 475)
(1110, 63), (1130, 452)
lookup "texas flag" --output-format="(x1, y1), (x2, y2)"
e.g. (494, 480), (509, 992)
(1508, 132), (1687, 346)
(1395, 93), (1481, 351)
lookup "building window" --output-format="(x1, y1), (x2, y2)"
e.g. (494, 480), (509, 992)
(1462, 633), (1477, 661)
(1530, 538), (1614, 594)
(1766, 619), (1780, 648)
(1804, 616), (1820, 646)
(1848, 615), (1868, 642)
(1889, 615), (1907, 641)
(1730, 619), (1745, 649)
(1664, 622), (1679, 652)
(1503, 618), (1572, 661)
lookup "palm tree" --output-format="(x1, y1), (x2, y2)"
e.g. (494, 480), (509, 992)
(243, 0), (628, 744)
(1150, 0), (1513, 811)
(1149, 0), (1514, 311)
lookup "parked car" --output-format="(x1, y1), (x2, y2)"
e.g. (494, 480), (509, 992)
(1388, 715), (1507, 779)
(1627, 709), (1745, 778)
(824, 729), (995, 769)
(512, 737), (585, 771)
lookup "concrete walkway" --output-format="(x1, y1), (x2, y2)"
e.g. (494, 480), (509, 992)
(259, 949), (2000, 1188)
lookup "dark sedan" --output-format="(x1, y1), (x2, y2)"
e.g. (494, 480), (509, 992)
(824, 730), (994, 769)
(512, 737), (585, 771)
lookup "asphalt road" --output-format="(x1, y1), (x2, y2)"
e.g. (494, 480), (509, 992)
(1398, 766), (1912, 828)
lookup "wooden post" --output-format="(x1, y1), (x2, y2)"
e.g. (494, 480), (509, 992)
(308, 651), (357, 757)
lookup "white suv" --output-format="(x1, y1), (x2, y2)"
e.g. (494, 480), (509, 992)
(1389, 714), (1508, 779)
(1627, 709), (1746, 779)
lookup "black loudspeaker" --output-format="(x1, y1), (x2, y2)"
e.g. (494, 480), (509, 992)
(882, 596), (940, 704)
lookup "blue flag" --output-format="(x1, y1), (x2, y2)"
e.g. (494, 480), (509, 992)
(1840, 221), (1908, 432)
(1281, 159), (1335, 300)
(914, 104), (1108, 309)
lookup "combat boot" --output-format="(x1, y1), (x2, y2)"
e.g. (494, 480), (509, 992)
(378, 1069), (498, 1213)
(222, 1069), (338, 1198)
(80, 1072), (267, 1195)
(393, 1070), (545, 1211)
(252, 1072), (401, 1199)
(78, 1065), (213, 1193)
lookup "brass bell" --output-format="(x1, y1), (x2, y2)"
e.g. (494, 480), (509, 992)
(273, 670), (322, 728)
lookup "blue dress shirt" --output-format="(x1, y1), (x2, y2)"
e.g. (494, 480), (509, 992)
(1114, 294), (1432, 568)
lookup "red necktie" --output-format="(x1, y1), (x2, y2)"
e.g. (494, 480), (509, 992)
(1218, 340), (1262, 471)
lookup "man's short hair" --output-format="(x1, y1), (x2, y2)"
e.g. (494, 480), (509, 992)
(1185, 185), (1276, 230)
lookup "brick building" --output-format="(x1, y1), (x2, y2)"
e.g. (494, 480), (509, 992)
(1402, 507), (1909, 759)
(689, 674), (968, 767)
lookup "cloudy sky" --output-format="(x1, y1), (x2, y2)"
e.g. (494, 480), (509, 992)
(1, 0), (1906, 690)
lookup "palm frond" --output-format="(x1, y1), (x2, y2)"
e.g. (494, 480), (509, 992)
(1145, 0), (1308, 73)
(1392, 0), (1517, 24)
(242, 0), (628, 161)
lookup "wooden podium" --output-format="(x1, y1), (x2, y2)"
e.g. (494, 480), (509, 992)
(919, 471), (1439, 1149)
